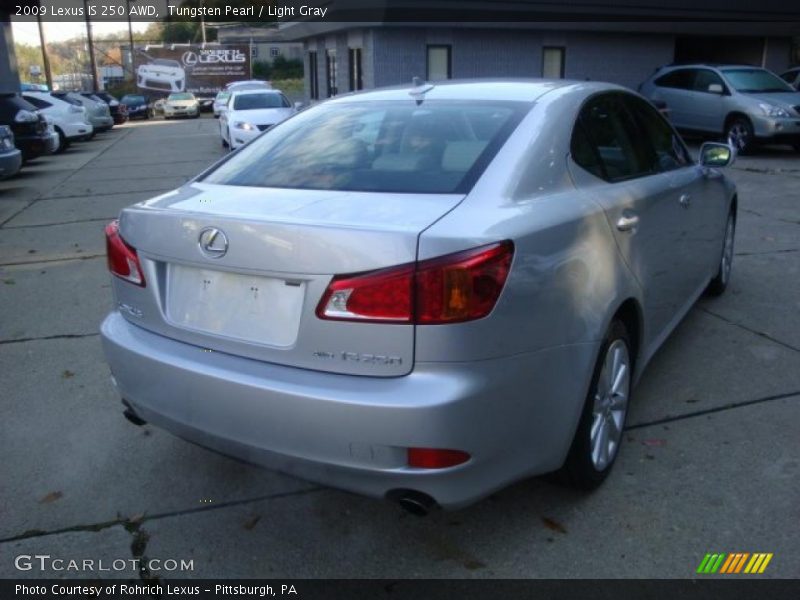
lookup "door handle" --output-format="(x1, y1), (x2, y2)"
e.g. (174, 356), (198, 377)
(616, 212), (639, 232)
(679, 193), (691, 208)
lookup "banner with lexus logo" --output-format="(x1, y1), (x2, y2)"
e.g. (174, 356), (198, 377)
(134, 44), (251, 97)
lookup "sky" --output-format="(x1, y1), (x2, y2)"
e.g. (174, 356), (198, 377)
(11, 20), (152, 46)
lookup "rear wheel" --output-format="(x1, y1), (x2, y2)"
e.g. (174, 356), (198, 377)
(560, 320), (632, 490)
(53, 127), (67, 153)
(706, 210), (736, 296)
(725, 117), (754, 154)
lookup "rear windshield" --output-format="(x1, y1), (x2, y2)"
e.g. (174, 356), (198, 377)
(121, 95), (146, 104)
(233, 93), (288, 110)
(721, 68), (794, 93)
(203, 100), (527, 194)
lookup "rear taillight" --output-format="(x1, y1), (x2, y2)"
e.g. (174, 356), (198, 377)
(105, 220), (145, 287)
(316, 241), (513, 324)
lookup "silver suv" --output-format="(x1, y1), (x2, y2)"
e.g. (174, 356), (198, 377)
(639, 64), (800, 153)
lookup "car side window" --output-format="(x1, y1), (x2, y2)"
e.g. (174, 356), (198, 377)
(624, 95), (692, 172)
(654, 69), (693, 90)
(692, 69), (725, 94)
(23, 95), (51, 109)
(573, 94), (655, 182)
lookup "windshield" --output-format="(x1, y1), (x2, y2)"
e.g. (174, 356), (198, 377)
(121, 95), (146, 104)
(168, 93), (194, 101)
(233, 93), (287, 110)
(203, 100), (527, 194)
(722, 69), (794, 93)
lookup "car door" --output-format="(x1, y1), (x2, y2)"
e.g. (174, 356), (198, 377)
(684, 69), (728, 133)
(623, 94), (721, 296)
(651, 68), (696, 130)
(570, 92), (696, 346)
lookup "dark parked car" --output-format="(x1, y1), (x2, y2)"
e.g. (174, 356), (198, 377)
(197, 94), (215, 113)
(0, 124), (22, 180)
(120, 94), (153, 120)
(83, 91), (129, 124)
(0, 93), (51, 160)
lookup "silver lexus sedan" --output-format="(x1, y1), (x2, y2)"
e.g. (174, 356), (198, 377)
(101, 80), (737, 511)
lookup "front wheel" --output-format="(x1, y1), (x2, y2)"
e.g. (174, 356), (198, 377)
(560, 320), (632, 490)
(706, 211), (736, 296)
(726, 117), (754, 154)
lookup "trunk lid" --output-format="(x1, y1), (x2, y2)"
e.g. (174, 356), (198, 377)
(114, 182), (463, 376)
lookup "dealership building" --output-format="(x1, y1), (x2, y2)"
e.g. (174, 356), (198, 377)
(262, 3), (800, 103)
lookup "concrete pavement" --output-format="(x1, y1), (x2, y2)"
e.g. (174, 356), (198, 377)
(1, 118), (798, 579)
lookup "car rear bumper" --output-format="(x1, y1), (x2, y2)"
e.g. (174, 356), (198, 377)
(100, 311), (596, 508)
(0, 149), (22, 179)
(62, 120), (93, 140)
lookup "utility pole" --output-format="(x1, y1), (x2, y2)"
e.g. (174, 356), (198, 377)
(83, 0), (99, 90)
(36, 13), (53, 89)
(126, 0), (136, 79)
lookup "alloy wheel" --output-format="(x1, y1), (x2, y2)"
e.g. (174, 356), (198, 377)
(590, 339), (630, 471)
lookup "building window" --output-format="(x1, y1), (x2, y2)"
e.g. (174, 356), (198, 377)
(309, 51), (319, 100)
(270, 47), (280, 58)
(251, 45), (259, 59)
(349, 47), (363, 91)
(427, 45), (451, 80)
(326, 48), (338, 97)
(542, 47), (565, 79)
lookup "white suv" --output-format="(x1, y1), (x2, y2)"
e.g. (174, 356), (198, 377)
(22, 92), (93, 152)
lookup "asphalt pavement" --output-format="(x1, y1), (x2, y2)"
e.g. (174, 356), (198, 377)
(1, 116), (798, 580)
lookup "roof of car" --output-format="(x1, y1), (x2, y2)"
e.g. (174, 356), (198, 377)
(326, 79), (603, 104)
(229, 88), (283, 96)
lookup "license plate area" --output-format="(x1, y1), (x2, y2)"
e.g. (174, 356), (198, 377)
(166, 264), (305, 347)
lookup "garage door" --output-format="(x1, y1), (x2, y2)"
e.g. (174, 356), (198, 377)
(674, 36), (765, 66)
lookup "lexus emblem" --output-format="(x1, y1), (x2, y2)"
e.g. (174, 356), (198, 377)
(198, 227), (228, 259)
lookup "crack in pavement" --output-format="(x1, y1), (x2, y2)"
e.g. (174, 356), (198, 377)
(0, 333), (100, 345)
(740, 207), (800, 228)
(699, 307), (800, 354)
(0, 487), (324, 545)
(626, 389), (800, 431)
(735, 248), (799, 257)
(0, 253), (106, 267)
(2, 217), (117, 230)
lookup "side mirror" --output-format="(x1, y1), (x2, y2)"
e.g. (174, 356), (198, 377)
(293, 101), (304, 111)
(700, 142), (734, 168)
(707, 83), (724, 94)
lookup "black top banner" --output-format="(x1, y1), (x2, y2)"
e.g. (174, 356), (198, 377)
(7, 0), (800, 23)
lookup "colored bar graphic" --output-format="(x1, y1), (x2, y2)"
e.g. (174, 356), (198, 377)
(698, 552), (773, 574)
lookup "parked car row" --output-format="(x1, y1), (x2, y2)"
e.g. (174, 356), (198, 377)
(0, 88), (125, 180)
(639, 63), (800, 153)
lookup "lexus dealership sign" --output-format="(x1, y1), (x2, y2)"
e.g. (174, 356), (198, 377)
(134, 45), (251, 96)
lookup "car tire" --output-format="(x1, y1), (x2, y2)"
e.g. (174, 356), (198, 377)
(792, 142), (800, 153)
(725, 116), (754, 154)
(559, 319), (632, 490)
(706, 210), (736, 297)
(53, 127), (67, 153)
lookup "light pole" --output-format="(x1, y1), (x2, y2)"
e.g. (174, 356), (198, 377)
(36, 12), (53, 89)
(82, 0), (99, 90)
(126, 0), (136, 80)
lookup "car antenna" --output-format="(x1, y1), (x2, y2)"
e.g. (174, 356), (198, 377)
(409, 76), (434, 105)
